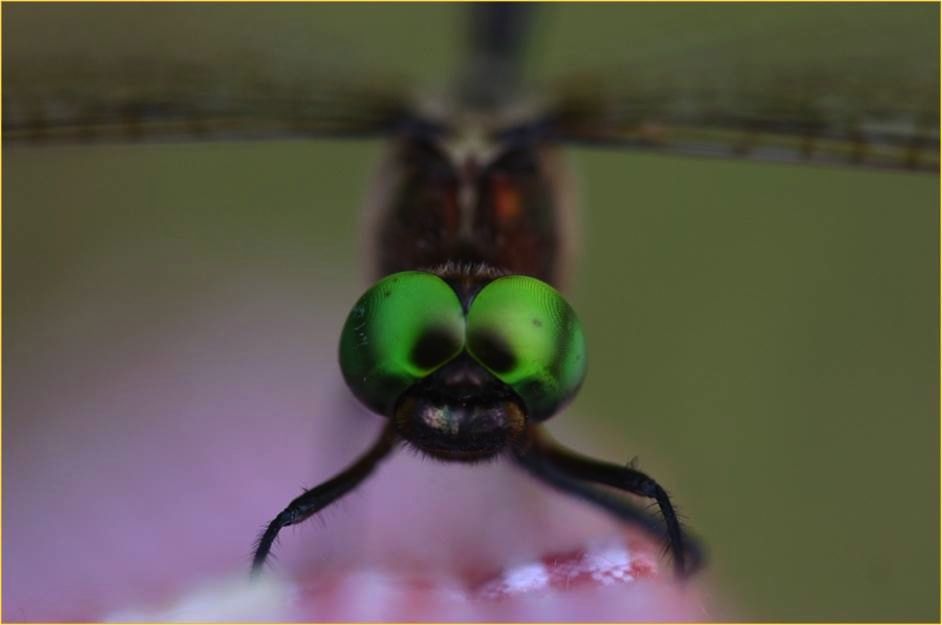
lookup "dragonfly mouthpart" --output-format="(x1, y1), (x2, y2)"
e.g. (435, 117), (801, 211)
(393, 355), (526, 461)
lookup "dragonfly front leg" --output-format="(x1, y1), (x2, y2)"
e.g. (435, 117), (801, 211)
(251, 422), (398, 575)
(511, 424), (703, 579)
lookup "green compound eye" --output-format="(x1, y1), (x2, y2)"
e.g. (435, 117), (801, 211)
(339, 271), (465, 416)
(467, 275), (587, 419)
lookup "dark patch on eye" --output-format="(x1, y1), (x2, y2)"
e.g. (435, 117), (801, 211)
(517, 378), (554, 420)
(469, 329), (517, 374)
(383, 289), (392, 298)
(531, 318), (543, 327)
(410, 326), (460, 369)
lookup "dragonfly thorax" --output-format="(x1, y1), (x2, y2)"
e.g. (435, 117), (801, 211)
(364, 108), (573, 286)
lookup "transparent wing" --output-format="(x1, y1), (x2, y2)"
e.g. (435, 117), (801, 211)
(3, 49), (416, 145)
(525, 6), (939, 173)
(535, 62), (937, 173)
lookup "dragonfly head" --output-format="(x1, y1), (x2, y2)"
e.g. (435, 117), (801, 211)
(339, 270), (587, 461)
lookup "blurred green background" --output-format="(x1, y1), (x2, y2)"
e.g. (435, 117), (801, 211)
(5, 3), (939, 621)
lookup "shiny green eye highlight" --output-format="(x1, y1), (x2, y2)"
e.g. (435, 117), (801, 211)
(467, 275), (587, 419)
(339, 271), (465, 416)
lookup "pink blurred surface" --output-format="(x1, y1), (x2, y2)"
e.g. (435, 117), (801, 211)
(4, 273), (709, 620)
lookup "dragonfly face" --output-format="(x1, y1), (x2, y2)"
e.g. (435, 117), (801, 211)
(339, 268), (586, 460)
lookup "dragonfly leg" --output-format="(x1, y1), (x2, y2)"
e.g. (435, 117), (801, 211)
(251, 422), (398, 576)
(511, 425), (703, 578)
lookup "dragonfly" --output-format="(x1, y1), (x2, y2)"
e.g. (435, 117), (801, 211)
(4, 3), (937, 584)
